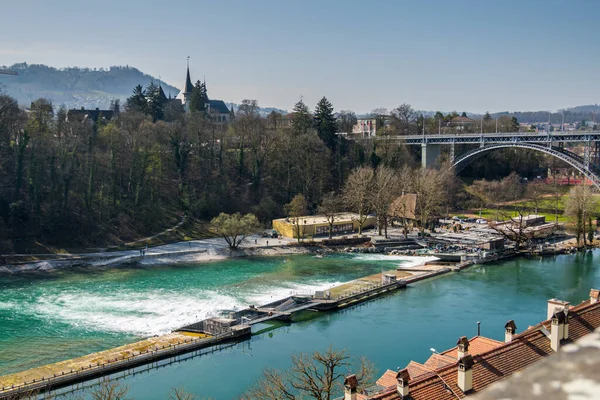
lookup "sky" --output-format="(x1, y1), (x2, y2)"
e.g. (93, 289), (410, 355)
(1, 0), (599, 114)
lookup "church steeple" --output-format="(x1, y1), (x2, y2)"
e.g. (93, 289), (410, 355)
(176, 57), (194, 106)
(183, 59), (193, 94)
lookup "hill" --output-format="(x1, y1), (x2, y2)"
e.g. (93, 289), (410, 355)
(0, 63), (180, 109)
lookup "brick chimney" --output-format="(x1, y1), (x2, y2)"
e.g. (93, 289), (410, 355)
(456, 336), (470, 359)
(396, 368), (410, 398)
(344, 374), (358, 400)
(547, 298), (569, 320)
(504, 320), (517, 343)
(590, 289), (600, 304)
(457, 354), (474, 393)
(550, 309), (566, 351)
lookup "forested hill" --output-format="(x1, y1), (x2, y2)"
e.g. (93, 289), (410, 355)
(0, 63), (180, 109)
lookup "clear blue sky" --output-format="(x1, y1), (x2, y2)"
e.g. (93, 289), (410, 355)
(1, 0), (599, 113)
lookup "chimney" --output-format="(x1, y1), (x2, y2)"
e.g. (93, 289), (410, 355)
(344, 374), (358, 400)
(504, 320), (517, 343)
(550, 310), (566, 351)
(396, 369), (410, 398)
(547, 298), (569, 320)
(456, 336), (470, 359)
(563, 308), (570, 341)
(457, 355), (474, 393)
(590, 289), (600, 304)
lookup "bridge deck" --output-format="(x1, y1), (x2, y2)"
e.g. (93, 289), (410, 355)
(378, 131), (600, 145)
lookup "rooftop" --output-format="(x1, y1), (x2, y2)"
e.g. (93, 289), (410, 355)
(365, 292), (600, 400)
(273, 213), (365, 226)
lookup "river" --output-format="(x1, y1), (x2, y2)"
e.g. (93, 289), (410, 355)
(1, 251), (599, 399)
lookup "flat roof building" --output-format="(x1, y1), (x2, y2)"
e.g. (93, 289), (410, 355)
(272, 213), (376, 239)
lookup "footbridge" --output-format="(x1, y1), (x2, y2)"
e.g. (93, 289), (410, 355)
(382, 132), (600, 188)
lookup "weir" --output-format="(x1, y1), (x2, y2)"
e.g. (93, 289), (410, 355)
(0, 266), (417, 399)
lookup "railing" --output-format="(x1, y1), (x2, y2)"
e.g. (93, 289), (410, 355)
(0, 329), (239, 398)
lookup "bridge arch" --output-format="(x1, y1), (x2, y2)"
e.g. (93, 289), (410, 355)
(452, 143), (600, 190)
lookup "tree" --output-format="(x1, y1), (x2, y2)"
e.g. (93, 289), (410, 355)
(369, 108), (389, 136)
(145, 81), (164, 122)
(88, 379), (130, 400)
(210, 213), (261, 249)
(242, 346), (374, 400)
(390, 104), (415, 135)
(285, 194), (308, 241)
(564, 185), (598, 247)
(126, 84), (146, 113)
(525, 181), (547, 214)
(317, 192), (341, 239)
(337, 110), (357, 134)
(314, 97), (338, 150)
(489, 208), (532, 250)
(168, 387), (198, 400)
(291, 99), (313, 135)
(343, 167), (375, 235)
(370, 166), (399, 237)
(189, 80), (208, 114)
(510, 116), (520, 132)
(411, 167), (446, 235)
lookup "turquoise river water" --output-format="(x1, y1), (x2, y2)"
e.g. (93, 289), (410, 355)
(1, 251), (599, 399)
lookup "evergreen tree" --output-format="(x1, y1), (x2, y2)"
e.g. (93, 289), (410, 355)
(313, 97), (338, 150)
(126, 84), (146, 113)
(145, 81), (164, 122)
(291, 99), (313, 135)
(189, 80), (208, 114)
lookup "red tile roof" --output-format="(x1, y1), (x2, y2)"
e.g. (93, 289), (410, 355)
(366, 296), (600, 400)
(441, 336), (504, 360)
(424, 353), (455, 369)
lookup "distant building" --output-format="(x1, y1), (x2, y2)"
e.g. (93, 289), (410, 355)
(66, 107), (114, 124)
(175, 62), (234, 123)
(352, 119), (377, 137)
(449, 115), (476, 131)
(272, 213), (377, 239)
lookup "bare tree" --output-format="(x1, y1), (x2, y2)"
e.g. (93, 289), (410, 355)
(411, 168), (446, 235)
(241, 347), (374, 400)
(317, 192), (341, 239)
(370, 166), (399, 237)
(489, 208), (532, 250)
(168, 387), (198, 400)
(390, 104), (416, 135)
(89, 379), (130, 400)
(336, 110), (357, 134)
(525, 181), (547, 215)
(565, 185), (598, 247)
(343, 167), (375, 235)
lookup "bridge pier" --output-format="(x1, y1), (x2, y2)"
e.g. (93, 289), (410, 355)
(421, 143), (441, 169)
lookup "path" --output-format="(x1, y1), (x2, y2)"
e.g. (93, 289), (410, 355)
(122, 215), (188, 247)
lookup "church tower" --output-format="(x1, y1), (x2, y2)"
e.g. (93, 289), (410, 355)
(176, 58), (194, 106)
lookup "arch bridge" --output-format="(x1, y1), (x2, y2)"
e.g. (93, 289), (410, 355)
(384, 132), (600, 189)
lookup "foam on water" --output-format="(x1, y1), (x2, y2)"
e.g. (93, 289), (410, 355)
(348, 254), (438, 268)
(7, 278), (347, 337)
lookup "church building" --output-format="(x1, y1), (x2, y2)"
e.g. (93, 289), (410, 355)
(176, 62), (234, 123)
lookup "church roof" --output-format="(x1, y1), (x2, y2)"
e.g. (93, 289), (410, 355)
(158, 84), (168, 102)
(183, 65), (193, 94)
(208, 100), (231, 114)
